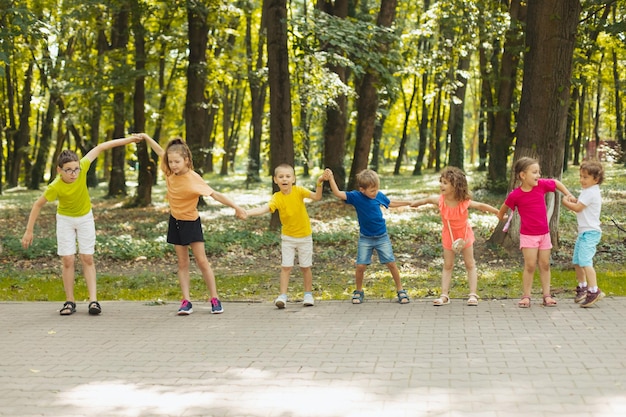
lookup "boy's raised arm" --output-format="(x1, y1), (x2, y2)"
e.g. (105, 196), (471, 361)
(85, 136), (141, 162)
(325, 169), (347, 201)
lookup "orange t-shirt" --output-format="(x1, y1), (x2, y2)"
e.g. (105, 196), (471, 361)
(165, 170), (214, 221)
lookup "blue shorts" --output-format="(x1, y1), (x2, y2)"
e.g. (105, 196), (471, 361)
(356, 233), (395, 265)
(572, 230), (601, 267)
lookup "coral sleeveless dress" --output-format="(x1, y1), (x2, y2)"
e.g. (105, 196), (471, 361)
(439, 195), (475, 251)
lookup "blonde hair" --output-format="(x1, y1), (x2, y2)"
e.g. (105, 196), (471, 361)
(274, 163), (295, 176)
(440, 166), (470, 201)
(162, 137), (193, 176)
(355, 169), (380, 189)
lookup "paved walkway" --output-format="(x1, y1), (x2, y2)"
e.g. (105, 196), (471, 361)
(1, 297), (625, 417)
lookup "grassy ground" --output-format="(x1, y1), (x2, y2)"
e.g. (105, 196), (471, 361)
(1, 163), (625, 304)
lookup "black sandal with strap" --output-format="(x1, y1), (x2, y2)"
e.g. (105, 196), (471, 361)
(397, 289), (410, 304)
(88, 301), (102, 315)
(60, 301), (76, 316)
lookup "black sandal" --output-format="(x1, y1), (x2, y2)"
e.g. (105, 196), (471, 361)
(60, 301), (76, 316)
(88, 301), (102, 315)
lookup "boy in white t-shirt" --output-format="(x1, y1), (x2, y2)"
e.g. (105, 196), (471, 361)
(561, 160), (604, 307)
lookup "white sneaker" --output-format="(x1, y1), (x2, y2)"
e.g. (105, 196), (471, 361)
(303, 293), (315, 307)
(274, 294), (288, 309)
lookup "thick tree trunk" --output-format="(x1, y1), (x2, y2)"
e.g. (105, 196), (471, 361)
(185, 2), (209, 170)
(266, 0), (294, 229)
(348, 0), (397, 189)
(319, 0), (349, 190)
(108, 4), (130, 197)
(487, 0), (523, 191)
(491, 0), (581, 250)
(447, 55), (470, 169)
(131, 0), (152, 207)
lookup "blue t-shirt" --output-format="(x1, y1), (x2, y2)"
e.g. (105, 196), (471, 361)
(345, 190), (390, 237)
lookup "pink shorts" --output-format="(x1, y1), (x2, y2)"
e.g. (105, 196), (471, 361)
(519, 233), (552, 250)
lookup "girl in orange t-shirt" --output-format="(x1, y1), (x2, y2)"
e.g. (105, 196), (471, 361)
(139, 134), (246, 315)
(411, 167), (499, 306)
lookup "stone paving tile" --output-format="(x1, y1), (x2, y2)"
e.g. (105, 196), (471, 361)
(1, 298), (625, 416)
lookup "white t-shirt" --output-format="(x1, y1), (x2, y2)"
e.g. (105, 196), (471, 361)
(576, 184), (601, 233)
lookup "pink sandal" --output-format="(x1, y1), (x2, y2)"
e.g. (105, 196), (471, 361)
(543, 295), (557, 307)
(518, 296), (531, 308)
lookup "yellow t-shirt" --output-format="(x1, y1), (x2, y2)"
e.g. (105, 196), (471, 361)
(268, 185), (312, 238)
(43, 157), (92, 217)
(165, 170), (214, 221)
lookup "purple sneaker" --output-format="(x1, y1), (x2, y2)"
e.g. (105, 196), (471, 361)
(574, 286), (587, 303)
(580, 290), (605, 308)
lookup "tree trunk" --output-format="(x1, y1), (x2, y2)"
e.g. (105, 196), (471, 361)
(447, 55), (470, 169)
(245, 5), (267, 184)
(10, 62), (34, 188)
(394, 75), (417, 175)
(613, 50), (625, 165)
(491, 0), (581, 250)
(487, 0), (523, 191)
(131, 0), (152, 207)
(318, 0), (349, 190)
(348, 0), (397, 189)
(108, 4), (130, 197)
(266, 0), (294, 229)
(185, 2), (209, 170)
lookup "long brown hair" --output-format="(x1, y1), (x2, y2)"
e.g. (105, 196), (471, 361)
(161, 137), (193, 176)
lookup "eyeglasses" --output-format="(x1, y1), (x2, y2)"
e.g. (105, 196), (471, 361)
(62, 168), (81, 175)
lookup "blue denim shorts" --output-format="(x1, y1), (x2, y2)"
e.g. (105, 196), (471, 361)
(356, 233), (395, 265)
(572, 230), (601, 267)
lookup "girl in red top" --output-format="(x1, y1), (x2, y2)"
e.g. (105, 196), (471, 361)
(412, 167), (499, 306)
(497, 157), (574, 308)
(139, 134), (246, 315)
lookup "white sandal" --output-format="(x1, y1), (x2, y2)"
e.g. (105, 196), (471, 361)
(433, 294), (450, 306)
(467, 293), (479, 306)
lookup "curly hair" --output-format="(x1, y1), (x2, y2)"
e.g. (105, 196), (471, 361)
(580, 159), (604, 185)
(440, 166), (470, 201)
(161, 137), (193, 176)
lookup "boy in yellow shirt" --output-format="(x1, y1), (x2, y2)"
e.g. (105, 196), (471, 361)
(246, 164), (328, 308)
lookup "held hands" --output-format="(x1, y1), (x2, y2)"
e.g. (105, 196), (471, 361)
(234, 206), (248, 220)
(562, 194), (577, 204)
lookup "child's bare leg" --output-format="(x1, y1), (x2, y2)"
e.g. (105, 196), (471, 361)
(462, 247), (478, 295)
(191, 242), (218, 299)
(301, 266), (313, 292)
(582, 265), (597, 288)
(175, 245), (192, 300)
(79, 253), (97, 301)
(61, 255), (76, 301)
(574, 265), (587, 286)
(279, 266), (292, 294)
(355, 264), (366, 291)
(521, 248), (538, 296)
(441, 249), (455, 295)
(537, 249), (552, 296)
(386, 261), (403, 291)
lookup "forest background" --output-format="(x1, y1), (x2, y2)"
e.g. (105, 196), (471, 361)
(1, 0), (625, 302)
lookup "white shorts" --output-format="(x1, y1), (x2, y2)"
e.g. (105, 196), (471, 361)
(56, 210), (96, 256)
(281, 235), (313, 268)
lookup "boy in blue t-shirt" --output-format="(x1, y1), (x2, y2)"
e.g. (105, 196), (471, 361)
(326, 168), (412, 305)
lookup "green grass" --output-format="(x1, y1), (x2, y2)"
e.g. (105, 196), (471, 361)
(1, 163), (625, 303)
